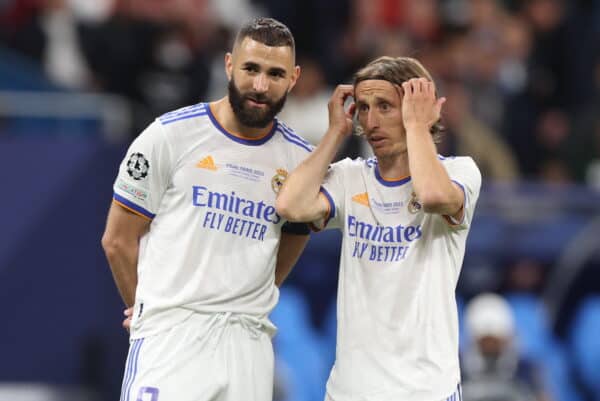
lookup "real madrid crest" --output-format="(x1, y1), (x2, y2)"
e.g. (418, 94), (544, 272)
(408, 191), (422, 214)
(271, 168), (288, 193)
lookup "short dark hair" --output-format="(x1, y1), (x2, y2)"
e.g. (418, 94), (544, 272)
(234, 17), (295, 52)
(354, 56), (444, 142)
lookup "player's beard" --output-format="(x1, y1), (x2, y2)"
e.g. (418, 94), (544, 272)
(228, 78), (287, 128)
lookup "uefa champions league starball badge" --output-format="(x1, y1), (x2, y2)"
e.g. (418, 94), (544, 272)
(408, 191), (422, 214)
(126, 152), (149, 181)
(271, 168), (288, 194)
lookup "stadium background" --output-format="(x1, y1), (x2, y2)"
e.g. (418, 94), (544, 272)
(0, 0), (599, 400)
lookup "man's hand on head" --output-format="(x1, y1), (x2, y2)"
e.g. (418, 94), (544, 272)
(399, 78), (445, 134)
(328, 84), (356, 137)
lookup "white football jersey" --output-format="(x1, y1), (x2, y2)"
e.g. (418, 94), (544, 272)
(112, 102), (312, 339)
(319, 156), (481, 401)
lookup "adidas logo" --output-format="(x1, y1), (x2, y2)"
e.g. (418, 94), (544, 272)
(351, 192), (370, 206)
(196, 156), (217, 171)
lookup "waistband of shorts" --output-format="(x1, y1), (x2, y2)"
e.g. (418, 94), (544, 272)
(215, 312), (276, 337)
(130, 309), (277, 340)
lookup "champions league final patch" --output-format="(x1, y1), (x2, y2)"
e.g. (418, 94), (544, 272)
(126, 152), (149, 181)
(271, 168), (288, 193)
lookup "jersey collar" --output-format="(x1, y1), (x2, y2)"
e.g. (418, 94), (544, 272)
(207, 104), (278, 146)
(374, 165), (411, 187)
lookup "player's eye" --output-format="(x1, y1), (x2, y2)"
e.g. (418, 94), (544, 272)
(379, 102), (390, 111)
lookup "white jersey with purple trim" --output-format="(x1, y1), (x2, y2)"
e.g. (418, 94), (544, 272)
(112, 102), (312, 339)
(319, 156), (481, 401)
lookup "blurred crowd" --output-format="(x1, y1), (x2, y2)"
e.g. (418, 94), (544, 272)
(1, 0), (600, 186)
(1, 1), (600, 401)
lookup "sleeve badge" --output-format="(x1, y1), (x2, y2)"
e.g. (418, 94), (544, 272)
(126, 152), (150, 181)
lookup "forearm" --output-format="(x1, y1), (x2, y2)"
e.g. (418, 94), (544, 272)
(103, 241), (139, 307)
(277, 129), (344, 221)
(274, 233), (310, 286)
(406, 125), (460, 214)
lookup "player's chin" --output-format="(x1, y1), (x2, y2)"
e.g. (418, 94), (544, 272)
(371, 145), (389, 157)
(373, 147), (402, 160)
(243, 103), (270, 116)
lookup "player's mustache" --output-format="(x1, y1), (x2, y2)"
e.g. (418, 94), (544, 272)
(244, 93), (271, 104)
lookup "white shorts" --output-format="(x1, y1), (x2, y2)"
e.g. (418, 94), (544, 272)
(119, 312), (276, 401)
(442, 384), (462, 401)
(324, 383), (462, 401)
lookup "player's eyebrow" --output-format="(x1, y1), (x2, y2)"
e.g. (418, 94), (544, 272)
(355, 95), (394, 107)
(242, 61), (287, 77)
(268, 67), (287, 77)
(376, 96), (393, 104)
(355, 99), (367, 108)
(241, 61), (260, 69)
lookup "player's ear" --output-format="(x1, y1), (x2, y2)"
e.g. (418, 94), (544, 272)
(287, 65), (301, 93)
(225, 52), (233, 81)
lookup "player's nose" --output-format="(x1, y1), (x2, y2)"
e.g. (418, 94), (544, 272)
(366, 109), (379, 129)
(253, 73), (269, 93)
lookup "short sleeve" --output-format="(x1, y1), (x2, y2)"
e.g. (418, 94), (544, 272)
(112, 121), (173, 220)
(312, 158), (352, 230)
(444, 157), (482, 230)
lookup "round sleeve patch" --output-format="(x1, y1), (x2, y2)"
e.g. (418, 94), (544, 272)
(126, 152), (150, 180)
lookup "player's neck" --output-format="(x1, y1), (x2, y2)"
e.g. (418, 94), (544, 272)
(211, 98), (274, 139)
(376, 151), (410, 180)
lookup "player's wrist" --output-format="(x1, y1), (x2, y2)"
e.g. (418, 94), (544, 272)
(404, 123), (430, 136)
(327, 125), (351, 140)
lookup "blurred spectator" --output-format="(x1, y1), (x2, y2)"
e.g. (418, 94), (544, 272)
(277, 57), (330, 146)
(211, 0), (264, 31)
(205, 23), (234, 100)
(462, 293), (548, 401)
(79, 0), (215, 134)
(497, 16), (531, 96)
(501, 0), (572, 178)
(535, 108), (573, 184)
(440, 0), (510, 133)
(504, 259), (547, 294)
(437, 25), (471, 81)
(326, 0), (376, 84)
(564, 54), (600, 187)
(520, 0), (568, 108)
(372, 29), (412, 59)
(1, 0), (42, 41)
(441, 79), (520, 181)
(5, 0), (97, 89)
(256, 0), (351, 85)
(402, 0), (441, 44)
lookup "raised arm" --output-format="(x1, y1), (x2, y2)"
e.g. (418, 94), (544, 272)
(401, 78), (464, 220)
(276, 84), (355, 222)
(101, 202), (151, 307)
